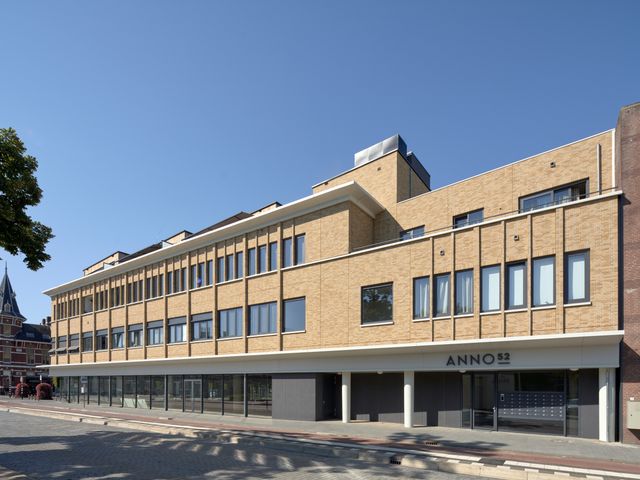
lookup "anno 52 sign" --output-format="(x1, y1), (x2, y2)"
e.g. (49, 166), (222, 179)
(446, 352), (511, 367)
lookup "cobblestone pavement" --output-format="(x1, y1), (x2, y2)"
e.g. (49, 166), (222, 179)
(0, 412), (479, 480)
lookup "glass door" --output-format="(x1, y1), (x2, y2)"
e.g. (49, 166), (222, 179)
(184, 378), (202, 413)
(473, 373), (496, 429)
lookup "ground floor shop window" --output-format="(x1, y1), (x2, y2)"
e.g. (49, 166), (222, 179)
(247, 374), (272, 417)
(110, 376), (123, 407)
(99, 376), (110, 405)
(151, 376), (165, 410)
(204, 375), (223, 414)
(137, 376), (150, 409)
(123, 376), (136, 408)
(167, 375), (183, 410)
(224, 374), (244, 415)
(88, 376), (99, 404)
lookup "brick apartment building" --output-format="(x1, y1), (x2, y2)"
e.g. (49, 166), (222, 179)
(1, 266), (51, 390)
(44, 102), (640, 444)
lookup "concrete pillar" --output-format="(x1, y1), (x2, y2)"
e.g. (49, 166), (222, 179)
(599, 367), (616, 442)
(341, 372), (351, 423)
(403, 371), (414, 428)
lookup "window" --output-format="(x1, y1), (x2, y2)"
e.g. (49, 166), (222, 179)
(235, 252), (243, 279)
(206, 260), (213, 286)
(111, 327), (124, 349)
(520, 180), (588, 213)
(481, 265), (501, 312)
(455, 270), (474, 315)
(180, 267), (187, 292)
(191, 313), (213, 340)
(258, 245), (267, 274)
(282, 238), (292, 268)
(269, 242), (278, 271)
(82, 332), (93, 352)
(158, 274), (164, 296)
(82, 295), (93, 314)
(145, 278), (151, 300)
(152, 275), (158, 298)
(168, 317), (187, 343)
(506, 262), (527, 309)
(147, 321), (164, 345)
(128, 324), (143, 347)
(217, 257), (224, 283)
(197, 262), (204, 288)
(533, 256), (555, 306)
(400, 226), (425, 241)
(166, 271), (174, 295)
(434, 273), (451, 317)
(453, 209), (484, 229)
(218, 307), (243, 338)
(413, 277), (429, 319)
(58, 335), (67, 351)
(361, 283), (393, 324)
(173, 270), (179, 293)
(248, 248), (256, 276)
(249, 302), (277, 335)
(283, 297), (305, 332)
(226, 254), (235, 281)
(190, 265), (197, 289)
(566, 251), (589, 303)
(96, 330), (108, 350)
(294, 234), (305, 265)
(68, 334), (79, 352)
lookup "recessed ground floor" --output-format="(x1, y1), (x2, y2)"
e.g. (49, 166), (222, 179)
(49, 330), (623, 442)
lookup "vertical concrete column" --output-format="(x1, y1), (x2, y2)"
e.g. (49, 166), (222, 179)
(403, 371), (414, 428)
(341, 372), (351, 423)
(599, 367), (616, 442)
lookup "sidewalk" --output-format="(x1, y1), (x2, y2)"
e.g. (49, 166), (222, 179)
(1, 398), (639, 479)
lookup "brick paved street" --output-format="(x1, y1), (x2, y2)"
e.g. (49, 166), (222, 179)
(0, 412), (479, 479)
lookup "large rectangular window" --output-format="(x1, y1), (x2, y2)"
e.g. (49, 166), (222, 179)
(151, 376), (165, 410)
(167, 375), (183, 411)
(146, 320), (164, 346)
(434, 273), (451, 317)
(269, 242), (278, 271)
(218, 307), (243, 338)
(283, 297), (305, 333)
(533, 256), (555, 306)
(82, 332), (93, 352)
(96, 330), (108, 350)
(206, 260), (213, 286)
(566, 251), (589, 303)
(248, 248), (256, 276)
(294, 234), (305, 265)
(190, 264), (198, 289)
(166, 271), (173, 295)
(203, 375), (222, 413)
(249, 302), (277, 335)
(168, 317), (186, 343)
(258, 245), (267, 274)
(481, 265), (501, 312)
(413, 276), (429, 319)
(82, 295), (93, 314)
(282, 238), (292, 268)
(128, 324), (143, 347)
(520, 180), (588, 213)
(216, 257), (224, 283)
(191, 313), (213, 341)
(506, 262), (527, 309)
(223, 374), (244, 415)
(247, 374), (272, 417)
(235, 252), (243, 279)
(453, 209), (484, 229)
(68, 334), (79, 352)
(455, 270), (474, 315)
(226, 254), (235, 281)
(111, 327), (124, 349)
(361, 283), (393, 324)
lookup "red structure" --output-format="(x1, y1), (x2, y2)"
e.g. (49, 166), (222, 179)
(0, 265), (51, 393)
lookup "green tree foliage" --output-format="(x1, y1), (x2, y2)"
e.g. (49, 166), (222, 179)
(0, 128), (53, 270)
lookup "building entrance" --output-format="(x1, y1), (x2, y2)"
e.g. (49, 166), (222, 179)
(472, 373), (496, 430)
(184, 378), (202, 413)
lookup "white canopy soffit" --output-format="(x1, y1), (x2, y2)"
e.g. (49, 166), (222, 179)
(46, 330), (624, 377)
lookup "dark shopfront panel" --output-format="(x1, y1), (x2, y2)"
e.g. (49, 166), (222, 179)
(55, 374), (272, 418)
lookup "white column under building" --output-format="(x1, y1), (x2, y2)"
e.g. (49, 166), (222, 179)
(403, 371), (414, 428)
(598, 367), (616, 442)
(341, 372), (351, 424)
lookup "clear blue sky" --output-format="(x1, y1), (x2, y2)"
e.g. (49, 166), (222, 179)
(1, 0), (638, 324)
